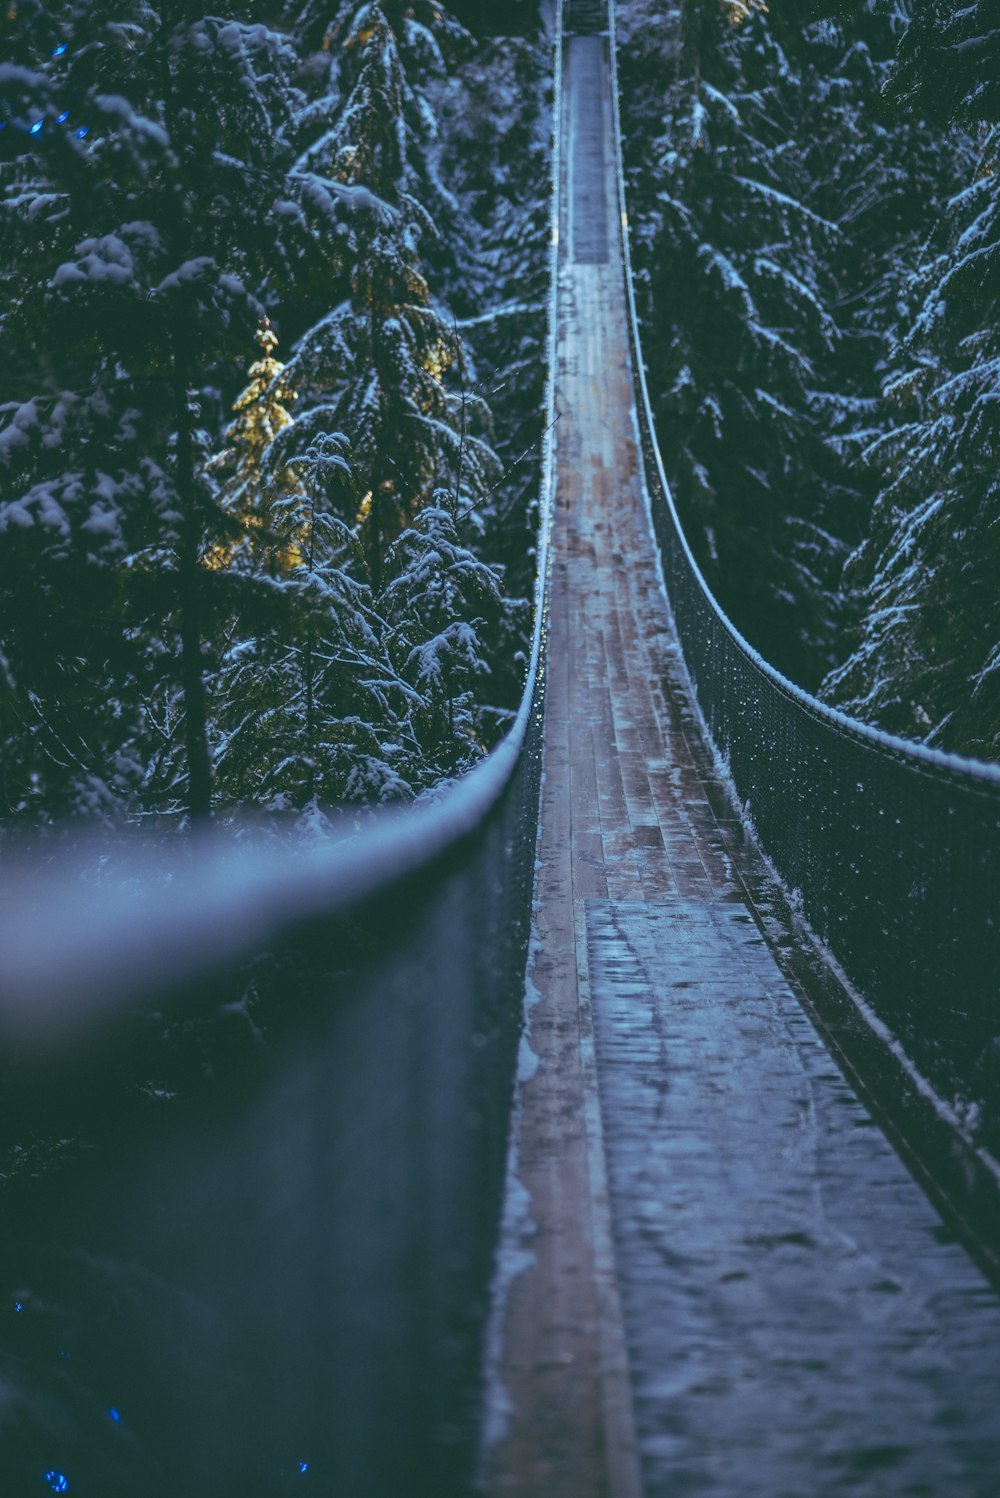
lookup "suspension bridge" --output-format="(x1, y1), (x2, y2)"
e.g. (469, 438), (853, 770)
(1, 3), (1000, 1495)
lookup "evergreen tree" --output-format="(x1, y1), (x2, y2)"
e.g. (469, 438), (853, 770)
(292, 0), (471, 234)
(778, 5), (961, 684)
(886, 0), (1000, 130)
(792, 7), (956, 435)
(0, 0), (538, 830)
(286, 2), (499, 584)
(620, 0), (855, 687)
(212, 429), (421, 809)
(823, 3), (1000, 757)
(0, 0), (347, 822)
(381, 490), (503, 778)
(429, 15), (551, 602)
(207, 316), (301, 574)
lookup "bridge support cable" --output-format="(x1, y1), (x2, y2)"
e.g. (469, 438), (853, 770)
(606, 0), (1000, 1240)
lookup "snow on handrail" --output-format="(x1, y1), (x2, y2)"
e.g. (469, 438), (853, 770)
(0, 14), (563, 1042)
(605, 0), (1000, 792)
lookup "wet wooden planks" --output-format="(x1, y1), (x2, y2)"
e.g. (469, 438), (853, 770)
(587, 898), (1000, 1498)
(482, 35), (643, 1498)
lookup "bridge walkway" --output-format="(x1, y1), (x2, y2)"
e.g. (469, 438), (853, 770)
(483, 32), (1000, 1498)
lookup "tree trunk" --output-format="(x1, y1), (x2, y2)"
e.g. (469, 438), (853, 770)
(304, 491), (317, 802)
(304, 627), (317, 802)
(370, 482), (383, 593)
(174, 361), (213, 823)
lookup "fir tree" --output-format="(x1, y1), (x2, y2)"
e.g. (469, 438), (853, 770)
(212, 429), (420, 809)
(779, 5), (961, 679)
(620, 0), (854, 687)
(1, 0), (537, 829)
(430, 15), (551, 602)
(292, 0), (471, 234)
(381, 489), (503, 778)
(0, 0), (348, 823)
(823, 4), (1000, 757)
(207, 316), (301, 575)
(886, 0), (1000, 130)
(287, 2), (498, 586)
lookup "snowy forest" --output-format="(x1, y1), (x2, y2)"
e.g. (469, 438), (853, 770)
(2, 0), (999, 836)
(620, 0), (999, 759)
(0, 0), (549, 830)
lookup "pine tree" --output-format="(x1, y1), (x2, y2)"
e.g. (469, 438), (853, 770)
(429, 15), (551, 602)
(1, 0), (532, 828)
(886, 0), (1000, 130)
(0, 0), (348, 824)
(207, 316), (301, 575)
(211, 428), (421, 809)
(620, 0), (854, 687)
(292, 0), (471, 234)
(381, 489), (502, 779)
(777, 6), (961, 668)
(285, 0), (538, 754)
(822, 4), (1000, 757)
(287, 2), (499, 586)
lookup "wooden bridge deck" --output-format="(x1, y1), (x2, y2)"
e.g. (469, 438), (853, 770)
(482, 34), (1000, 1498)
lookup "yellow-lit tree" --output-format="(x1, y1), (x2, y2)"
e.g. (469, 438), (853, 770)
(286, 4), (498, 589)
(723, 0), (768, 24)
(207, 317), (302, 574)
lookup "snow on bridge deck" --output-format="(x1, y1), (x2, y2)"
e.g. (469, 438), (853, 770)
(483, 33), (1000, 1498)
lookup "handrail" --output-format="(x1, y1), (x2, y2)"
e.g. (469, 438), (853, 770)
(606, 0), (1000, 1169)
(0, 750), (536, 1033)
(0, 85), (560, 1041)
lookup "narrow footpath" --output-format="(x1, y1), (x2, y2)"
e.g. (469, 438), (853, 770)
(483, 32), (1000, 1498)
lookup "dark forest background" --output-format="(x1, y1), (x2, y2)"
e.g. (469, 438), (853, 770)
(620, 0), (999, 759)
(0, 0), (550, 829)
(1, 0), (998, 836)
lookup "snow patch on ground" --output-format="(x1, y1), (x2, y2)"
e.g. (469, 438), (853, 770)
(477, 920), (544, 1458)
(517, 1033), (540, 1084)
(478, 914), (545, 1455)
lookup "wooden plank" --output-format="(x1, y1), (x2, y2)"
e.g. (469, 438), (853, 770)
(482, 37), (632, 1498)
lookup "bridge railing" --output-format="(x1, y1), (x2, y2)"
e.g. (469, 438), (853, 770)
(0, 13), (562, 1498)
(606, 0), (1000, 1176)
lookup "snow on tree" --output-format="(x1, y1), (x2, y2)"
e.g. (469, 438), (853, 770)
(286, 2), (500, 585)
(0, 0), (543, 830)
(618, 0), (855, 688)
(886, 0), (1000, 131)
(0, 0), (349, 823)
(790, 6), (958, 425)
(427, 14), (551, 604)
(288, 214), (494, 582)
(380, 489), (503, 779)
(291, 0), (471, 236)
(206, 316), (302, 575)
(211, 427), (421, 809)
(823, 5), (1000, 758)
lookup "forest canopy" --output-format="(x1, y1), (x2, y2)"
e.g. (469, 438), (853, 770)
(0, 0), (551, 830)
(619, 0), (999, 760)
(3, 0), (998, 845)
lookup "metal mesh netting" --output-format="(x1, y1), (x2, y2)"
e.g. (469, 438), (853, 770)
(0, 716), (543, 1497)
(607, 1), (1000, 1161)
